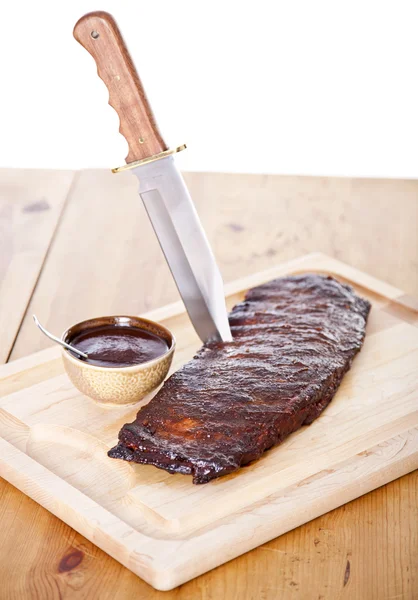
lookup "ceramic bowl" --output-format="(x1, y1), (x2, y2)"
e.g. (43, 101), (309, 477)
(61, 316), (175, 406)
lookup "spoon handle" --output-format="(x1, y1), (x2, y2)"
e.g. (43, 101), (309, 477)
(33, 315), (88, 360)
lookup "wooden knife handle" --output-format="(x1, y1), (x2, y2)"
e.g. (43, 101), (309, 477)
(74, 11), (167, 164)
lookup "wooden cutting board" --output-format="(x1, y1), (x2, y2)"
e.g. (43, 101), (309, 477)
(1, 253), (417, 591)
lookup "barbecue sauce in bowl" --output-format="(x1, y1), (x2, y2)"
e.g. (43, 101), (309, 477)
(70, 324), (169, 368)
(61, 316), (175, 405)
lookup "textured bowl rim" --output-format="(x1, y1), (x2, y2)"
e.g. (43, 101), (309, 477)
(61, 315), (176, 373)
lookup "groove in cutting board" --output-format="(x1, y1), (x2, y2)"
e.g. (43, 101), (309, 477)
(0, 253), (417, 590)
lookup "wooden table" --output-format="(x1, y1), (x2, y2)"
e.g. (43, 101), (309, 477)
(0, 169), (417, 599)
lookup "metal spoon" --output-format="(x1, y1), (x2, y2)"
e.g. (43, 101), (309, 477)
(32, 315), (88, 360)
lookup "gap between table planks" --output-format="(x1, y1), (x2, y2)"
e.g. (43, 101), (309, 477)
(1, 253), (417, 591)
(0, 169), (76, 363)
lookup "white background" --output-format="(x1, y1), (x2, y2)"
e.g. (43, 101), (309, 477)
(1, 1), (418, 177)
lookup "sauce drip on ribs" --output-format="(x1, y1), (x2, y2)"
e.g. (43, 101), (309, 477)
(108, 274), (371, 483)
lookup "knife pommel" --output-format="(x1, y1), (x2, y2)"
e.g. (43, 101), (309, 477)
(74, 11), (167, 164)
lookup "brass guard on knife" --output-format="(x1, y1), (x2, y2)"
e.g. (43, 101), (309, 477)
(112, 144), (187, 173)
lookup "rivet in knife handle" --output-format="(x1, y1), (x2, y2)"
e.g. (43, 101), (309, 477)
(73, 11), (167, 164)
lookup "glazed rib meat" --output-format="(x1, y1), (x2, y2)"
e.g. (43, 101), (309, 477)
(108, 274), (371, 483)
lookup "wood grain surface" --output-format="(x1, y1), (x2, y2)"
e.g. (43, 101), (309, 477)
(1, 169), (417, 598)
(0, 470), (416, 599)
(0, 169), (75, 364)
(10, 171), (418, 361)
(74, 12), (167, 164)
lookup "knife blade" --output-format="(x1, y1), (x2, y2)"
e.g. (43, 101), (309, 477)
(74, 11), (232, 343)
